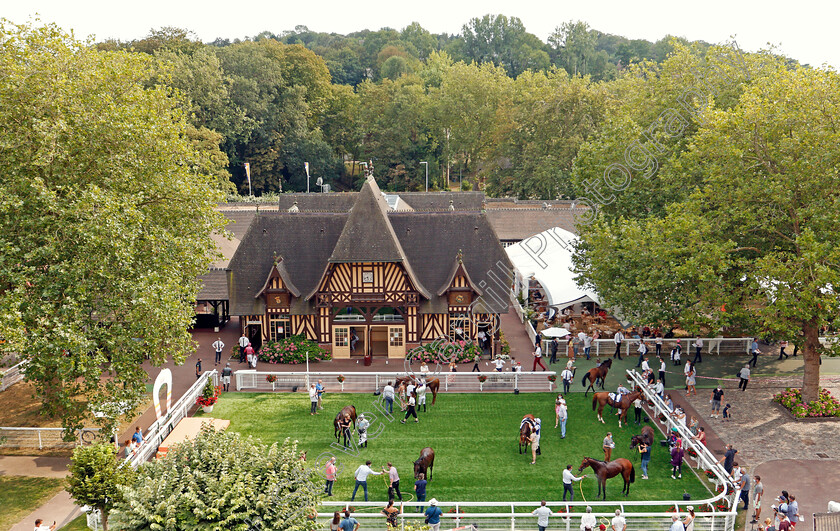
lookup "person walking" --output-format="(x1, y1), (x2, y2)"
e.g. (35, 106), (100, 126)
(603, 432), (615, 461)
(309, 384), (319, 415)
(561, 366), (573, 394)
(752, 475), (764, 524)
(316, 379), (325, 410)
(580, 506), (596, 531)
(613, 331), (624, 360)
(339, 510), (360, 531)
(778, 341), (789, 360)
(383, 381), (395, 414)
(424, 499), (443, 531)
(639, 439), (651, 479)
(549, 337), (559, 365)
(583, 332), (592, 360)
(683, 360), (693, 390)
(738, 364), (751, 391)
(635, 340), (648, 368)
(472, 353), (481, 372)
(658, 356), (666, 385)
(221, 363), (232, 392)
(556, 395), (568, 437)
(238, 332), (249, 363)
(562, 464), (585, 500)
(533, 342), (547, 371)
(194, 358), (202, 379)
(693, 336), (703, 364)
(385, 462), (403, 501)
(401, 394), (418, 423)
(686, 364), (697, 396)
(787, 495), (801, 527)
(711, 385), (724, 418)
(673, 340), (682, 365)
(414, 473), (427, 513)
(670, 442), (684, 479)
(532, 500), (553, 531)
(750, 338), (760, 367)
(351, 460), (382, 502)
(358, 414), (370, 448)
(244, 343), (256, 368)
(212, 337), (225, 365)
(325, 457), (337, 496)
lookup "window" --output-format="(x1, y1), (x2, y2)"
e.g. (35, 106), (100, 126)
(389, 328), (403, 347)
(335, 327), (349, 347)
(268, 315), (291, 342)
(449, 312), (470, 341)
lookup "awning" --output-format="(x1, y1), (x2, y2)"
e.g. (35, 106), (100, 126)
(505, 227), (600, 309)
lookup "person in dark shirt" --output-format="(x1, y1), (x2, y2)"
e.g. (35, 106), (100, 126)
(719, 444), (737, 474)
(414, 473), (427, 513)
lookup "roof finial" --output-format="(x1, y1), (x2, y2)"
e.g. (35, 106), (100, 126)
(288, 200), (299, 213)
(457, 249), (463, 264)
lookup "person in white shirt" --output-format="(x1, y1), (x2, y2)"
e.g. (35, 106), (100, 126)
(351, 460), (382, 501)
(493, 356), (505, 372)
(420, 362), (430, 377)
(641, 357), (651, 373)
(654, 380), (665, 398)
(238, 333), (250, 363)
(562, 464), (586, 500)
(212, 338), (225, 365)
(357, 413), (370, 448)
(613, 331), (624, 360)
(529, 418), (542, 464)
(658, 357), (667, 385)
(308, 384), (319, 415)
(33, 519), (56, 531)
(583, 333), (593, 360)
(738, 365), (751, 391)
(635, 341), (648, 368)
(611, 510), (626, 531)
(416, 382), (427, 412)
(580, 506), (596, 531)
(382, 381), (396, 414)
(555, 395), (568, 436)
(561, 367), (574, 394)
(532, 500), (553, 531)
(693, 337), (703, 364)
(533, 344), (546, 371)
(669, 514), (684, 531)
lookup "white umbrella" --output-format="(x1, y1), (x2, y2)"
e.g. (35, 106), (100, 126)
(541, 327), (571, 338)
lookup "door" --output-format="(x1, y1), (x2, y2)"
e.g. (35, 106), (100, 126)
(332, 325), (351, 359)
(247, 323), (262, 351)
(388, 326), (405, 358)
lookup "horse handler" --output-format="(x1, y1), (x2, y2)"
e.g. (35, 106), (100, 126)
(603, 432), (615, 461)
(529, 418), (542, 464)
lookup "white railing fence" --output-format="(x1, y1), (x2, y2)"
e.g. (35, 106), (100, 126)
(540, 338), (752, 360)
(0, 426), (102, 449)
(0, 359), (28, 391)
(234, 371), (558, 394)
(128, 370), (218, 468)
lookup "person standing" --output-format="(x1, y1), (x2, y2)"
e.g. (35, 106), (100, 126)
(654, 379), (664, 398)
(324, 457), (337, 496)
(414, 473), (427, 513)
(670, 442), (684, 479)
(613, 331), (624, 360)
(658, 356), (667, 385)
(381, 500), (399, 528)
(308, 384), (319, 415)
(683, 506), (696, 531)
(655, 334), (663, 358)
(738, 471), (751, 511)
(752, 475), (764, 524)
(787, 495), (801, 528)
(131, 426), (144, 447)
(244, 343), (256, 368)
(640, 356), (650, 373)
(357, 414), (370, 448)
(611, 509), (626, 531)
(424, 499), (443, 531)
(556, 395), (568, 437)
(33, 520), (56, 531)
(633, 396), (643, 425)
(669, 515), (684, 531)
(221, 363), (233, 392)
(673, 340), (682, 365)
(778, 340), (789, 360)
(529, 419), (542, 464)
(562, 464), (585, 500)
(635, 341), (648, 368)
(195, 358), (202, 379)
(639, 439), (651, 480)
(603, 432), (615, 461)
(693, 336), (703, 364)
(686, 364), (697, 396)
(238, 332), (250, 363)
(316, 379), (325, 410)
(580, 506), (596, 531)
(385, 462), (402, 502)
(718, 444), (737, 474)
(549, 337), (559, 365)
(583, 332), (592, 360)
(472, 353), (481, 372)
(739, 364), (751, 391)
(351, 460), (382, 502)
(683, 360), (693, 390)
(416, 381), (427, 413)
(533, 343), (546, 371)
(339, 510), (359, 531)
(711, 385), (724, 418)
(401, 394), (418, 423)
(561, 366), (573, 394)
(212, 337), (225, 365)
(532, 500), (553, 531)
(383, 381), (395, 414)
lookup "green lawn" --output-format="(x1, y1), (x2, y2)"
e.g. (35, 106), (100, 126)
(0, 476), (65, 530)
(61, 515), (90, 531)
(201, 392), (710, 509)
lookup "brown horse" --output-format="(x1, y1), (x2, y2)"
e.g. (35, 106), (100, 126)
(333, 405), (357, 445)
(582, 359), (612, 396)
(630, 425), (655, 450)
(578, 456), (635, 499)
(396, 375), (440, 405)
(519, 414), (536, 454)
(592, 388), (643, 428)
(414, 447), (435, 480)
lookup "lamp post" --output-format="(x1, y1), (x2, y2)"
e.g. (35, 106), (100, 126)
(420, 161), (428, 192)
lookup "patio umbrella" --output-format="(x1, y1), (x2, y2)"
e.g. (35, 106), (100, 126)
(541, 327), (571, 338)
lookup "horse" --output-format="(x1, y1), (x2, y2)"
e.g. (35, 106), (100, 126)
(582, 359), (612, 396)
(578, 456), (635, 499)
(396, 375), (440, 405)
(333, 405), (357, 445)
(414, 447), (435, 480)
(630, 425), (655, 451)
(519, 414), (536, 454)
(592, 388), (643, 427)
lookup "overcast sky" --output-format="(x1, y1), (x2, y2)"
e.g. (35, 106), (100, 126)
(5, 0), (837, 68)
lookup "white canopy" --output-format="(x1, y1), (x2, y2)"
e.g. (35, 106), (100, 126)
(506, 227), (600, 309)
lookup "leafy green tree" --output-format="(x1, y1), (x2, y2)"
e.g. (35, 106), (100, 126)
(460, 14), (549, 76)
(67, 443), (135, 530)
(0, 21), (226, 432)
(573, 63), (839, 404)
(111, 427), (320, 530)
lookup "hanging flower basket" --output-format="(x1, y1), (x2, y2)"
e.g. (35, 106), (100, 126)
(547, 375), (557, 382)
(337, 375), (345, 383)
(477, 375), (487, 383)
(266, 375), (278, 383)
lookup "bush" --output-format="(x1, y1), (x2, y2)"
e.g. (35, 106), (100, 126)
(259, 336), (331, 365)
(408, 340), (481, 364)
(773, 387), (840, 418)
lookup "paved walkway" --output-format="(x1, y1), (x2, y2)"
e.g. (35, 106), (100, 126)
(0, 456), (79, 531)
(9, 491), (80, 531)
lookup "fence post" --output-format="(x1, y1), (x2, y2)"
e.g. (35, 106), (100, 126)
(375, 374), (379, 392)
(514, 372), (518, 390)
(38, 429), (42, 450)
(511, 503), (516, 531)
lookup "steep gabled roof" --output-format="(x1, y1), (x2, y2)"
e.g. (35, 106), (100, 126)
(436, 251), (483, 297)
(255, 256), (301, 298)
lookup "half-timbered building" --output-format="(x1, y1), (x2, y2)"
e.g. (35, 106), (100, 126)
(226, 176), (512, 359)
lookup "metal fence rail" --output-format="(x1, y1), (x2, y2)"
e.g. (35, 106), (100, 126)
(0, 360), (28, 392)
(234, 371), (558, 394)
(0, 426), (102, 449)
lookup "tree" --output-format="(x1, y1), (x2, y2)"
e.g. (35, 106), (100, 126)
(0, 21), (226, 432)
(111, 427), (320, 530)
(573, 64), (840, 404)
(67, 443), (135, 530)
(460, 14), (548, 76)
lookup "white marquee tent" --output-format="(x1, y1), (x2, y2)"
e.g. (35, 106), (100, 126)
(505, 227), (600, 309)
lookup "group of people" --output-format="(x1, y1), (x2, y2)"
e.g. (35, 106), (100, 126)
(122, 426), (144, 460)
(308, 379), (326, 415)
(382, 378), (428, 424)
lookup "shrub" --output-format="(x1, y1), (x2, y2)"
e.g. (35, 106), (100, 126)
(259, 336), (331, 365)
(773, 387), (840, 418)
(196, 375), (220, 407)
(408, 340), (481, 364)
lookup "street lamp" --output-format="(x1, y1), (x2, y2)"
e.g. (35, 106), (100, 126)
(420, 161), (428, 192)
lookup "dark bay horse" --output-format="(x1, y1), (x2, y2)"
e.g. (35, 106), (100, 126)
(414, 447), (435, 480)
(519, 414), (536, 454)
(579, 456), (635, 499)
(333, 405), (357, 445)
(630, 425), (655, 450)
(396, 375), (440, 405)
(592, 389), (643, 427)
(582, 359), (612, 396)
